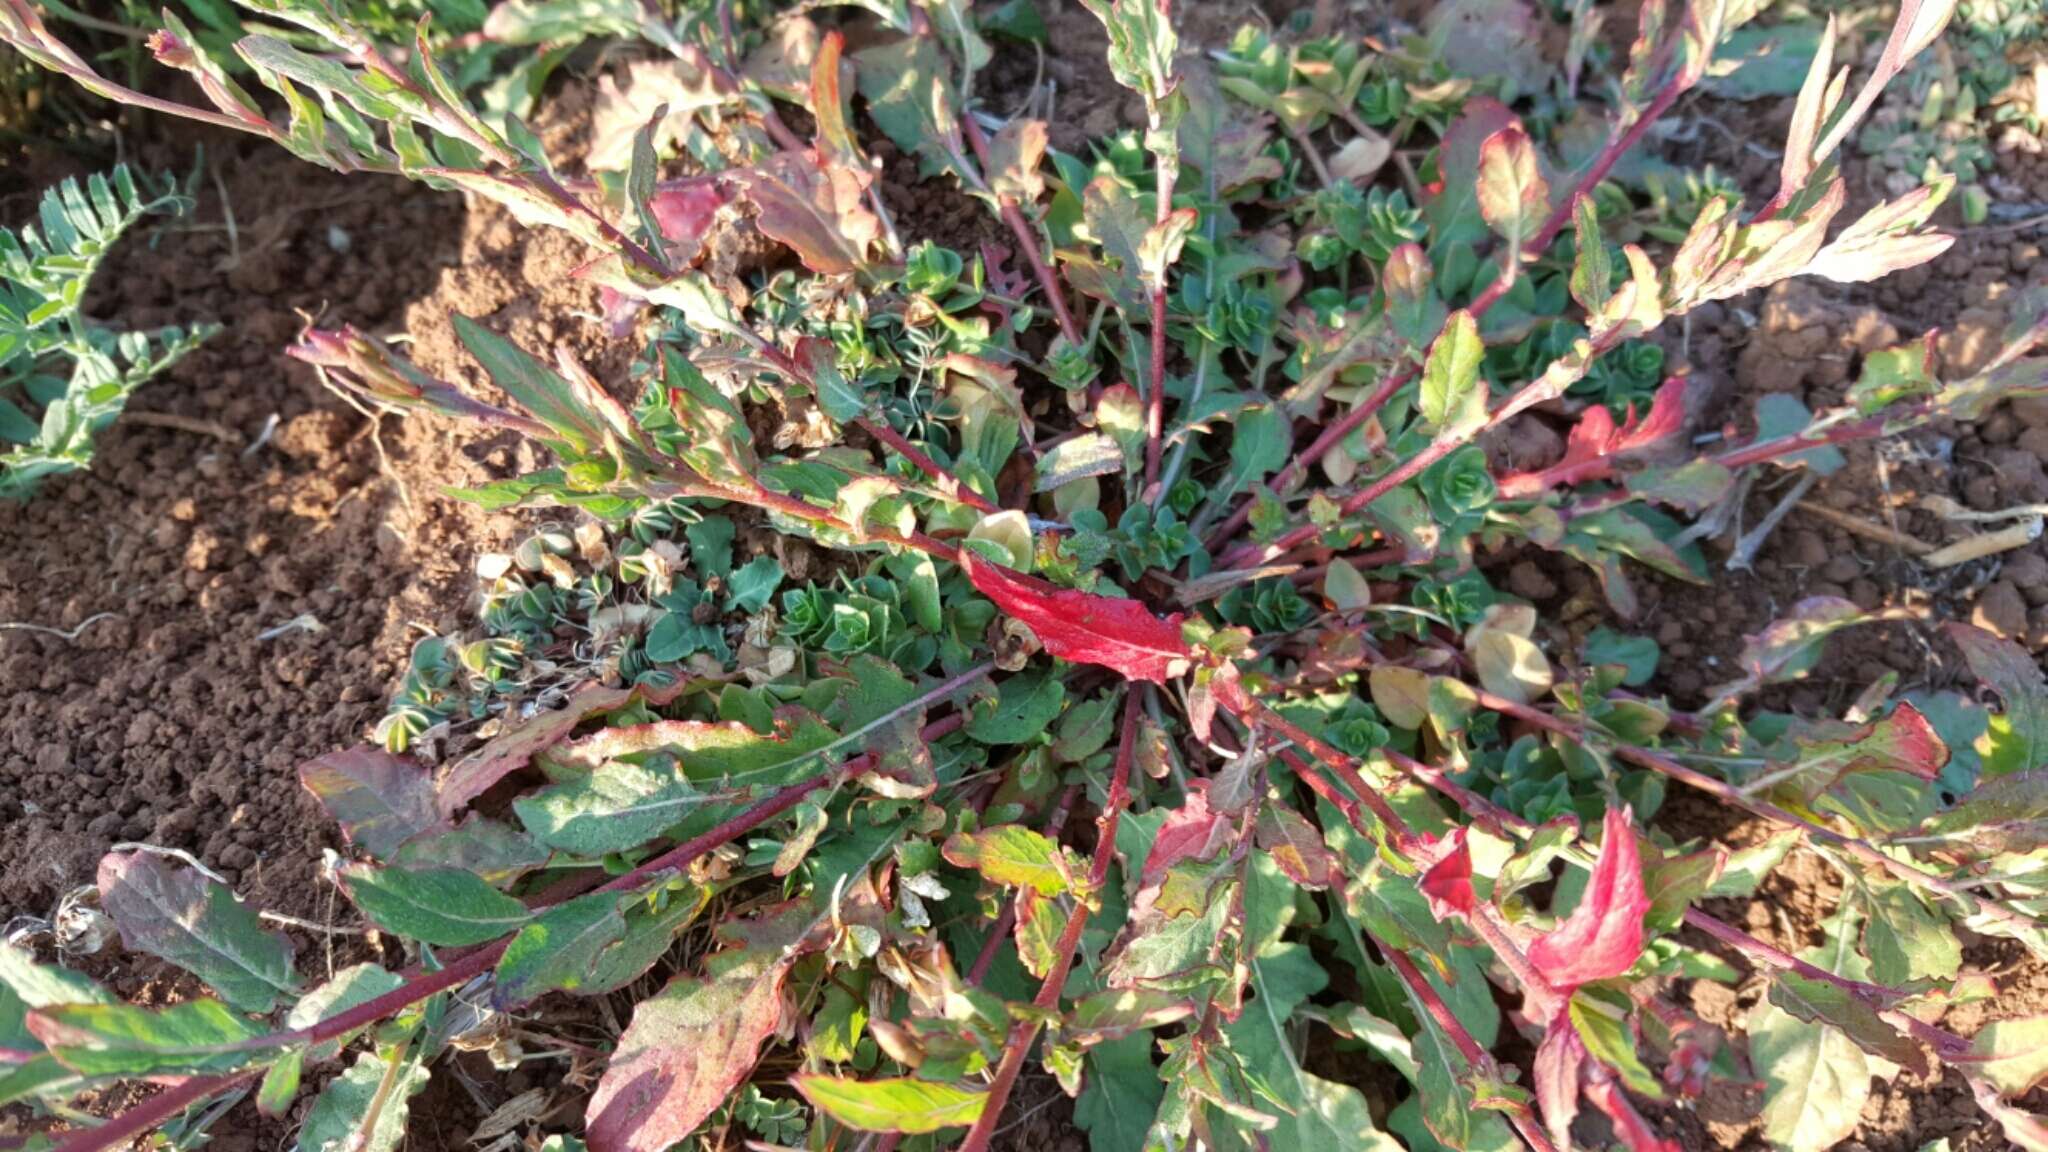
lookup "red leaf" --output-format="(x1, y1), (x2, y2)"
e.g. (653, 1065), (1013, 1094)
(298, 746), (440, 859)
(650, 183), (727, 264)
(1798, 699), (1949, 781)
(960, 553), (1193, 683)
(1143, 781), (1230, 886)
(1413, 828), (1477, 921)
(587, 903), (824, 1152)
(1527, 806), (1648, 989)
(1498, 377), (1688, 498)
(733, 151), (880, 276)
(1533, 1016), (1585, 1151)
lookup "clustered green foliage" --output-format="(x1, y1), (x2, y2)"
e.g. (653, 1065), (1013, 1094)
(10, 2), (2048, 1152)
(0, 164), (213, 497)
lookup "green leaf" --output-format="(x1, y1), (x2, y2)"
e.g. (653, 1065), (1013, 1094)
(724, 555), (784, 613)
(1226, 859), (1400, 1151)
(97, 851), (298, 1014)
(494, 891), (628, 1007)
(685, 516), (736, 581)
(0, 944), (112, 1012)
(1640, 845), (1724, 933)
(1568, 991), (1664, 1099)
(965, 670), (1066, 744)
(389, 816), (551, 886)
(1749, 993), (1872, 1152)
(1418, 311), (1486, 436)
(1570, 197), (1612, 312)
(580, 888), (712, 997)
(1074, 1033), (1162, 1152)
(515, 759), (720, 857)
(341, 865), (532, 947)
(258, 1047), (303, 1117)
(0, 1055), (76, 1109)
(286, 964), (406, 1061)
(794, 1075), (987, 1134)
(1862, 883), (1961, 986)
(1706, 830), (1799, 897)
(1946, 624), (2048, 779)
(1582, 628), (1658, 688)
(301, 1049), (431, 1152)
(452, 313), (603, 452)
(942, 826), (1070, 896)
(1767, 973), (1922, 1073)
(29, 1000), (265, 1077)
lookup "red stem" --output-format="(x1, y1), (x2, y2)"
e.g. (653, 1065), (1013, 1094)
(855, 416), (1001, 515)
(1382, 950), (1560, 1152)
(960, 117), (1084, 346)
(953, 693), (1141, 1152)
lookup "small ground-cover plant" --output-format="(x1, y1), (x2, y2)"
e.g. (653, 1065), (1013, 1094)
(0, 164), (212, 497)
(7, 1), (2048, 1151)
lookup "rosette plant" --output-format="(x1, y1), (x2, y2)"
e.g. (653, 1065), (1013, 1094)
(7, 1), (2048, 1151)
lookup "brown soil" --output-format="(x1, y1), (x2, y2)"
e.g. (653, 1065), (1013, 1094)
(0, 140), (479, 923)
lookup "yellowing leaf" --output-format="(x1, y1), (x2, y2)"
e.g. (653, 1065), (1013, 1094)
(794, 1075), (987, 1133)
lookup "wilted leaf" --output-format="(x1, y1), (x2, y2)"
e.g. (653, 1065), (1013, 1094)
(794, 1075), (987, 1133)
(438, 683), (659, 817)
(1499, 377), (1688, 498)
(1475, 125), (1548, 252)
(1412, 828), (1477, 921)
(587, 919), (807, 1152)
(298, 747), (439, 859)
(587, 55), (736, 172)
(1142, 781), (1233, 886)
(98, 851), (298, 1014)
(961, 553), (1192, 683)
(986, 118), (1048, 202)
(1424, 97), (1519, 247)
(734, 151), (881, 276)
(1255, 802), (1337, 889)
